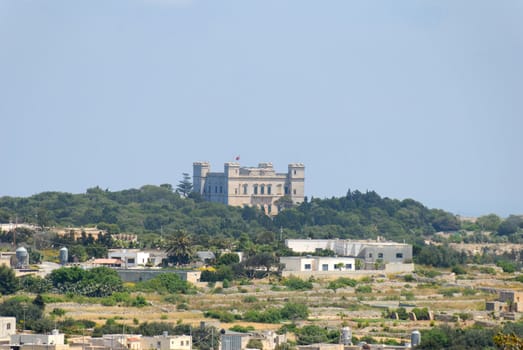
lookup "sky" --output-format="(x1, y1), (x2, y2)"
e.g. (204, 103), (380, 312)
(0, 0), (522, 217)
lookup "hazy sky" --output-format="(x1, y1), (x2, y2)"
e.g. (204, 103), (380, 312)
(1, 0), (522, 217)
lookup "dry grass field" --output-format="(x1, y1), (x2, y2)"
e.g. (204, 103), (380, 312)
(35, 267), (522, 341)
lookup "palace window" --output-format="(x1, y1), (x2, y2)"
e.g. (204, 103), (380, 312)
(243, 184), (248, 195)
(322, 264), (329, 271)
(253, 185), (258, 195)
(396, 253), (403, 259)
(267, 185), (271, 194)
(284, 186), (289, 195)
(260, 185), (265, 195)
(378, 253), (383, 258)
(304, 264), (311, 270)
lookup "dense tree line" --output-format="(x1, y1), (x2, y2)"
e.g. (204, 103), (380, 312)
(0, 185), (521, 255)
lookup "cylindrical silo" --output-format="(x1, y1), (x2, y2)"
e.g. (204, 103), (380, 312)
(411, 330), (421, 347)
(16, 246), (28, 268)
(341, 327), (352, 345)
(59, 247), (68, 265)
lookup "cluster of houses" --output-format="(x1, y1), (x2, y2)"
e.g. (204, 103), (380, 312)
(2, 237), (415, 283)
(0, 317), (421, 350)
(81, 238), (414, 283)
(0, 317), (194, 350)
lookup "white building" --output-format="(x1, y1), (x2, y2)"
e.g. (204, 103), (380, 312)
(108, 249), (150, 268)
(220, 331), (285, 350)
(0, 317), (16, 344)
(285, 239), (412, 264)
(140, 333), (192, 350)
(10, 330), (65, 346)
(280, 256), (356, 273)
(193, 162), (305, 215)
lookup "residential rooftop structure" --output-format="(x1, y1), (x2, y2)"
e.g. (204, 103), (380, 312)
(193, 161), (304, 215)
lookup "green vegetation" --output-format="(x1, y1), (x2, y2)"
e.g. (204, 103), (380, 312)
(283, 276), (313, 290)
(229, 325), (255, 333)
(0, 187), (487, 247)
(47, 266), (123, 297)
(133, 273), (196, 294)
(294, 325), (339, 345)
(327, 277), (358, 292)
(417, 323), (523, 349)
(0, 265), (19, 295)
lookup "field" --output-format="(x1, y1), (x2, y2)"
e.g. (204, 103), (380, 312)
(37, 266), (523, 343)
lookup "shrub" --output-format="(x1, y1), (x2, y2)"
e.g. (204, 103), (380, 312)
(130, 295), (149, 307)
(243, 296), (258, 303)
(401, 291), (415, 301)
(50, 308), (66, 317)
(280, 302), (309, 320)
(243, 308), (282, 323)
(355, 285), (372, 293)
(177, 303), (189, 310)
(403, 274), (415, 282)
(451, 265), (467, 275)
(412, 307), (430, 320)
(283, 277), (313, 291)
(229, 325), (254, 333)
(134, 273), (195, 294)
(496, 260), (517, 273)
(101, 297), (117, 306)
(462, 288), (477, 296)
(440, 287), (460, 297)
(479, 266), (497, 275)
(204, 310), (237, 323)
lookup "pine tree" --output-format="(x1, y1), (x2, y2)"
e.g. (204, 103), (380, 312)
(176, 173), (193, 197)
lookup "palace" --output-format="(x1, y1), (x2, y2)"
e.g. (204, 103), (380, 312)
(192, 161), (304, 215)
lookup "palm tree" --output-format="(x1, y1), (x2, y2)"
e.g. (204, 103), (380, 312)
(165, 230), (194, 266)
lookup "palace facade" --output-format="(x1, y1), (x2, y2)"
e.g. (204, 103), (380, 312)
(192, 162), (304, 215)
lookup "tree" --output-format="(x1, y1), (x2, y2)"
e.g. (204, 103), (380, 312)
(0, 298), (43, 330)
(165, 230), (194, 265)
(275, 196), (294, 212)
(0, 265), (19, 295)
(176, 173), (193, 197)
(32, 294), (46, 310)
(476, 214), (501, 232)
(498, 215), (523, 236)
(217, 253), (240, 266)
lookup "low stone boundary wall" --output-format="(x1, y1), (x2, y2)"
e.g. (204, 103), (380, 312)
(281, 264), (414, 279)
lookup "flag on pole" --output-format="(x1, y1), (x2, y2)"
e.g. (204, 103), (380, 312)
(235, 155), (240, 161)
